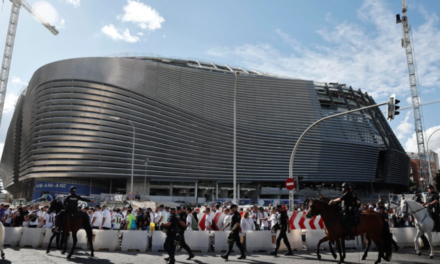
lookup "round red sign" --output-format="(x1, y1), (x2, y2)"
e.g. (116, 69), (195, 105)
(127, 192), (135, 200)
(285, 178), (296, 191)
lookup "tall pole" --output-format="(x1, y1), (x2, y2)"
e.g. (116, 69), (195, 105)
(427, 128), (440, 184)
(288, 101), (388, 210)
(233, 72), (239, 204)
(128, 120), (135, 194)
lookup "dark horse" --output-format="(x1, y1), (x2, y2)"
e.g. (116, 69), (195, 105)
(46, 200), (94, 259)
(315, 195), (346, 262)
(307, 199), (392, 264)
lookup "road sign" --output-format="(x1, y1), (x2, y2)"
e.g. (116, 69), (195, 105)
(285, 178), (296, 191)
(127, 192), (135, 200)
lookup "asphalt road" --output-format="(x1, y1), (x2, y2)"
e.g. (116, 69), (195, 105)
(1, 247), (440, 264)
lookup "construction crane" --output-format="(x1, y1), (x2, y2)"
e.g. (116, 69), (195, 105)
(396, 0), (430, 185)
(0, 0), (58, 126)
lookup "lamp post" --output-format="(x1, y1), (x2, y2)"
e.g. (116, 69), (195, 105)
(233, 72), (239, 204)
(110, 116), (136, 194)
(144, 159), (149, 195)
(427, 128), (440, 185)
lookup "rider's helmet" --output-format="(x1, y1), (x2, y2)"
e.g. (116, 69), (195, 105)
(341, 182), (350, 191)
(428, 184), (435, 190)
(70, 186), (77, 193)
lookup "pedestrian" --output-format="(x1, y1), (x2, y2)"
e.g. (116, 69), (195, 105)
(111, 209), (123, 230)
(221, 204), (246, 261)
(125, 209), (136, 230)
(161, 208), (179, 264)
(259, 207), (269, 230)
(222, 208), (231, 231)
(28, 210), (39, 228)
(270, 205), (293, 257)
(2, 205), (11, 227)
(91, 205), (103, 229)
(240, 211), (255, 247)
(101, 205), (112, 230)
(42, 205), (55, 228)
(176, 207), (195, 260)
(269, 207), (278, 245)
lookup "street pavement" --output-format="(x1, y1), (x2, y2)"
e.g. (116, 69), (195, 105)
(1, 247), (440, 264)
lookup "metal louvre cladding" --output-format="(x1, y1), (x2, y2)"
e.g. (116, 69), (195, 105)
(0, 57), (409, 191)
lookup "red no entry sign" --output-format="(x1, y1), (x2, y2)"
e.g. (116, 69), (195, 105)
(285, 178), (296, 191)
(127, 192), (135, 200)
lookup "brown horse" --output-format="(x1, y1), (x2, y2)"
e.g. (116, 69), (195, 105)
(46, 200), (94, 259)
(315, 196), (346, 261)
(307, 199), (392, 264)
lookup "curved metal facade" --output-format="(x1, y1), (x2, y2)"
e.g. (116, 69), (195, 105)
(0, 57), (410, 197)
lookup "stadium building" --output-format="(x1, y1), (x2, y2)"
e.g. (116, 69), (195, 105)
(0, 57), (410, 201)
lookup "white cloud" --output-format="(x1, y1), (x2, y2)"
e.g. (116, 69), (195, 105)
(405, 125), (440, 165)
(163, 35), (166, 39)
(396, 111), (413, 139)
(57, 18), (66, 30)
(11, 76), (28, 86)
(120, 0), (165, 31)
(65, 0), (80, 8)
(137, 32), (143, 36)
(101, 24), (140, 43)
(206, 0), (440, 101)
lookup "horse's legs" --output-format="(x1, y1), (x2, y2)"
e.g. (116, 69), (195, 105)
(361, 236), (371, 260)
(371, 237), (382, 264)
(67, 232), (77, 259)
(426, 231), (434, 259)
(56, 232), (61, 249)
(46, 231), (57, 254)
(335, 239), (344, 264)
(329, 241), (337, 259)
(414, 228), (423, 256)
(61, 232), (69, 255)
(341, 238), (346, 261)
(316, 236), (330, 260)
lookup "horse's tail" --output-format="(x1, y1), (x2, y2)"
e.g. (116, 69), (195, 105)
(381, 221), (393, 261)
(81, 212), (93, 249)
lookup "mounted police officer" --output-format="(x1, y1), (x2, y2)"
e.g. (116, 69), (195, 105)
(424, 184), (440, 232)
(329, 182), (355, 240)
(350, 184), (361, 211)
(377, 195), (385, 207)
(413, 190), (423, 204)
(270, 205), (293, 257)
(55, 186), (93, 232)
(161, 207), (179, 264)
(221, 204), (246, 261)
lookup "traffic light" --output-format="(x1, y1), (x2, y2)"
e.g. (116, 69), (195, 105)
(387, 94), (400, 121)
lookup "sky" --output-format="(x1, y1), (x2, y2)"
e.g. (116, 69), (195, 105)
(0, 0), (439, 165)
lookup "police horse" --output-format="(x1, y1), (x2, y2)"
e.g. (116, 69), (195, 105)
(400, 199), (435, 259)
(46, 199), (94, 259)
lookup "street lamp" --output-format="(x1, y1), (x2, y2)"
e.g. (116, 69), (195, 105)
(427, 128), (440, 185)
(233, 72), (240, 204)
(109, 116), (136, 194)
(144, 158), (149, 195)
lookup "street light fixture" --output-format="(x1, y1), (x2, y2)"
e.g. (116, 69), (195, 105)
(109, 116), (136, 194)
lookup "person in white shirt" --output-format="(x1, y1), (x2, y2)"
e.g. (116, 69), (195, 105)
(42, 205), (55, 228)
(111, 208), (123, 230)
(259, 207), (269, 230)
(186, 208), (193, 231)
(269, 207), (278, 244)
(2, 205), (11, 227)
(241, 211), (255, 231)
(100, 205), (112, 230)
(250, 205), (262, 230)
(91, 205), (103, 229)
(222, 209), (232, 231)
(204, 208), (212, 231)
(162, 206), (170, 223)
(29, 211), (39, 228)
(23, 214), (30, 228)
(155, 208), (163, 224)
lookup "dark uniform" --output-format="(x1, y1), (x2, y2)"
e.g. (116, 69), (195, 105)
(426, 188), (440, 232)
(271, 207), (293, 256)
(303, 197), (310, 208)
(56, 186), (92, 232)
(164, 212), (179, 264)
(178, 210), (194, 259)
(351, 189), (361, 211)
(340, 186), (355, 239)
(379, 206), (399, 251)
(222, 207), (245, 260)
(413, 192), (423, 204)
(377, 196), (385, 207)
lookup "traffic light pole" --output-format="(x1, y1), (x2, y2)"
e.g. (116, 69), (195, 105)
(288, 101), (388, 211)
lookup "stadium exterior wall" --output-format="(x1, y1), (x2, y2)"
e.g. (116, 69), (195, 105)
(0, 57), (410, 199)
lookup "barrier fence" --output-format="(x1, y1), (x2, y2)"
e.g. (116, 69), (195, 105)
(3, 227), (440, 252)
